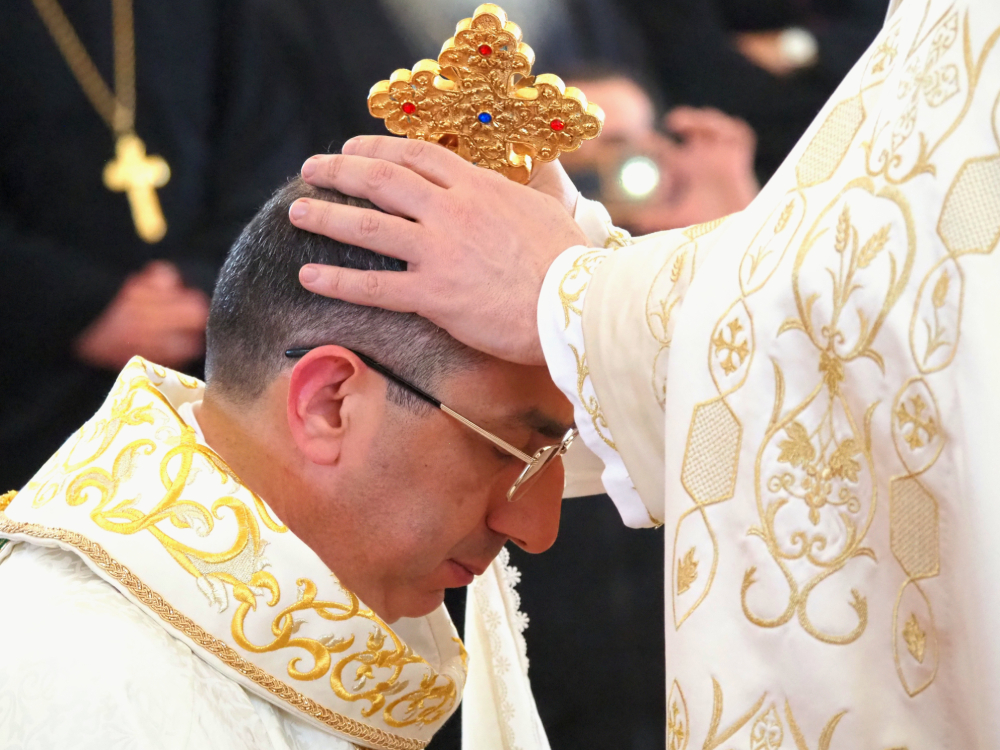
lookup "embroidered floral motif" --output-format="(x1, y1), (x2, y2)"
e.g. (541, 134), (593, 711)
(903, 613), (927, 663)
(676, 548), (699, 595)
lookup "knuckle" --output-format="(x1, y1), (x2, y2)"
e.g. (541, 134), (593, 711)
(366, 160), (394, 191)
(365, 136), (383, 160)
(322, 154), (343, 182)
(313, 202), (334, 233)
(400, 140), (428, 170)
(362, 273), (382, 300)
(358, 211), (381, 238)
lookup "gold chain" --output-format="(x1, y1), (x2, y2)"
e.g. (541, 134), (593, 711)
(30, 0), (135, 134)
(31, 0), (171, 243)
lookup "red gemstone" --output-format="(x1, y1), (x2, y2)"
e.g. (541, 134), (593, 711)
(550, 119), (565, 131)
(401, 102), (416, 115)
(479, 44), (492, 56)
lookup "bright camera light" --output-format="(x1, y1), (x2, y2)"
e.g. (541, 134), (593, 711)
(619, 156), (660, 199)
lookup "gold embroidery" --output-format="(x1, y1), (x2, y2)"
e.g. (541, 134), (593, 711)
(784, 700), (846, 750)
(0, 491), (16, 512)
(712, 319), (750, 376)
(604, 223), (632, 249)
(648, 229), (716, 408)
(903, 613), (927, 663)
(673, 398), (741, 628)
(703, 678), (767, 750)
(11, 361), (458, 732)
(558, 248), (611, 327)
(681, 399), (743, 506)
(666, 680), (689, 750)
(569, 345), (616, 450)
(674, 188), (802, 628)
(747, 179), (916, 644)
(938, 155), (1000, 256)
(676, 548), (698, 595)
(797, 95), (866, 188)
(453, 638), (468, 670)
(864, 8), (1000, 185)
(669, 678), (848, 749)
(0, 515), (429, 750)
(750, 705), (784, 750)
(896, 395), (938, 449)
(768, 361), (786, 431)
(889, 377), (944, 697)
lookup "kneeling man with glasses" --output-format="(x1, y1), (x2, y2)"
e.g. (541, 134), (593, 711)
(0, 177), (575, 750)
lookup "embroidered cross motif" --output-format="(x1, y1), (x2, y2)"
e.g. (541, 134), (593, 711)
(896, 395), (938, 449)
(367, 3), (603, 183)
(713, 318), (750, 375)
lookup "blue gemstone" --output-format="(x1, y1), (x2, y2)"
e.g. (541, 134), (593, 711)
(477, 112), (493, 124)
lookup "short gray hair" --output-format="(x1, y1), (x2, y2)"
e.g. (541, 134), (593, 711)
(205, 178), (481, 407)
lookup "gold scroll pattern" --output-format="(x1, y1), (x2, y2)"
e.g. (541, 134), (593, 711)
(666, 677), (858, 750)
(0, 516), (431, 750)
(669, 18), (903, 627)
(15, 360), (456, 732)
(664, 216), (746, 625)
(744, 179), (916, 644)
(864, 3), (1000, 185)
(887, 85), (1000, 696)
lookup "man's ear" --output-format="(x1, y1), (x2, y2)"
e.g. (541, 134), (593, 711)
(287, 347), (370, 465)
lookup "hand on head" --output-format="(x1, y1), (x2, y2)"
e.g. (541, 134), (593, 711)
(74, 260), (210, 370)
(290, 137), (588, 366)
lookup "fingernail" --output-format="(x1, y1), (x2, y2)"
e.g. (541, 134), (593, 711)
(290, 199), (309, 220)
(300, 265), (319, 283)
(301, 157), (317, 179)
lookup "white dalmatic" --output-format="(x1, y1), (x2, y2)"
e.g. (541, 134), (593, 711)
(0, 359), (466, 750)
(541, 0), (1000, 747)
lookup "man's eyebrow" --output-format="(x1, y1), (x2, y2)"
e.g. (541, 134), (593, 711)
(516, 409), (575, 441)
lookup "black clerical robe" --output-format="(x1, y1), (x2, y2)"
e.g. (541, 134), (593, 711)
(0, 0), (308, 489)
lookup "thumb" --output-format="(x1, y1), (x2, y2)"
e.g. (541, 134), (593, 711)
(140, 260), (184, 290)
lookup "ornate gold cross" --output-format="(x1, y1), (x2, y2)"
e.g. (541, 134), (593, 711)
(102, 132), (171, 243)
(368, 3), (603, 183)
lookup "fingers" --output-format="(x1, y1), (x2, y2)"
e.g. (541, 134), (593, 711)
(138, 260), (184, 289)
(337, 136), (472, 188)
(666, 107), (756, 145)
(300, 153), (445, 219)
(289, 198), (426, 263)
(162, 293), (210, 331)
(154, 331), (206, 368)
(298, 264), (418, 313)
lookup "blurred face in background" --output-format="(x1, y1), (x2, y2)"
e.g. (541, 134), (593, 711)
(563, 75), (760, 234)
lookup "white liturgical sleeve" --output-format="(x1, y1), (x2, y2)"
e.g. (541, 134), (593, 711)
(540, 0), (1000, 747)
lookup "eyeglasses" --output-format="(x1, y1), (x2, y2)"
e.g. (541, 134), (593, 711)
(284, 347), (577, 502)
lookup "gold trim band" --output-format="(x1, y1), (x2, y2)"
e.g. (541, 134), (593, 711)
(0, 513), (428, 750)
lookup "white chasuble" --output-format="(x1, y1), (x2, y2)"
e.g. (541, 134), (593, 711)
(541, 0), (1000, 747)
(0, 358), (466, 750)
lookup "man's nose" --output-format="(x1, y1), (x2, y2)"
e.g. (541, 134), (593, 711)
(486, 462), (564, 554)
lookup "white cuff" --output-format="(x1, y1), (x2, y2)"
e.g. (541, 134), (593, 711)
(536, 198), (648, 525)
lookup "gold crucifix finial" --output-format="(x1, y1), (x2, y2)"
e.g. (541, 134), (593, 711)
(368, 3), (604, 183)
(102, 132), (170, 243)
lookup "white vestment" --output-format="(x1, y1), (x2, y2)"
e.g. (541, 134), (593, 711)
(0, 359), (481, 749)
(542, 0), (1000, 747)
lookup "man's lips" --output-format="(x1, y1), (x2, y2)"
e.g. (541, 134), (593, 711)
(444, 558), (488, 587)
(452, 559), (487, 577)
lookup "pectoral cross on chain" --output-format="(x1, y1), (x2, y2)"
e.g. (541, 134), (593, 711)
(103, 132), (171, 243)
